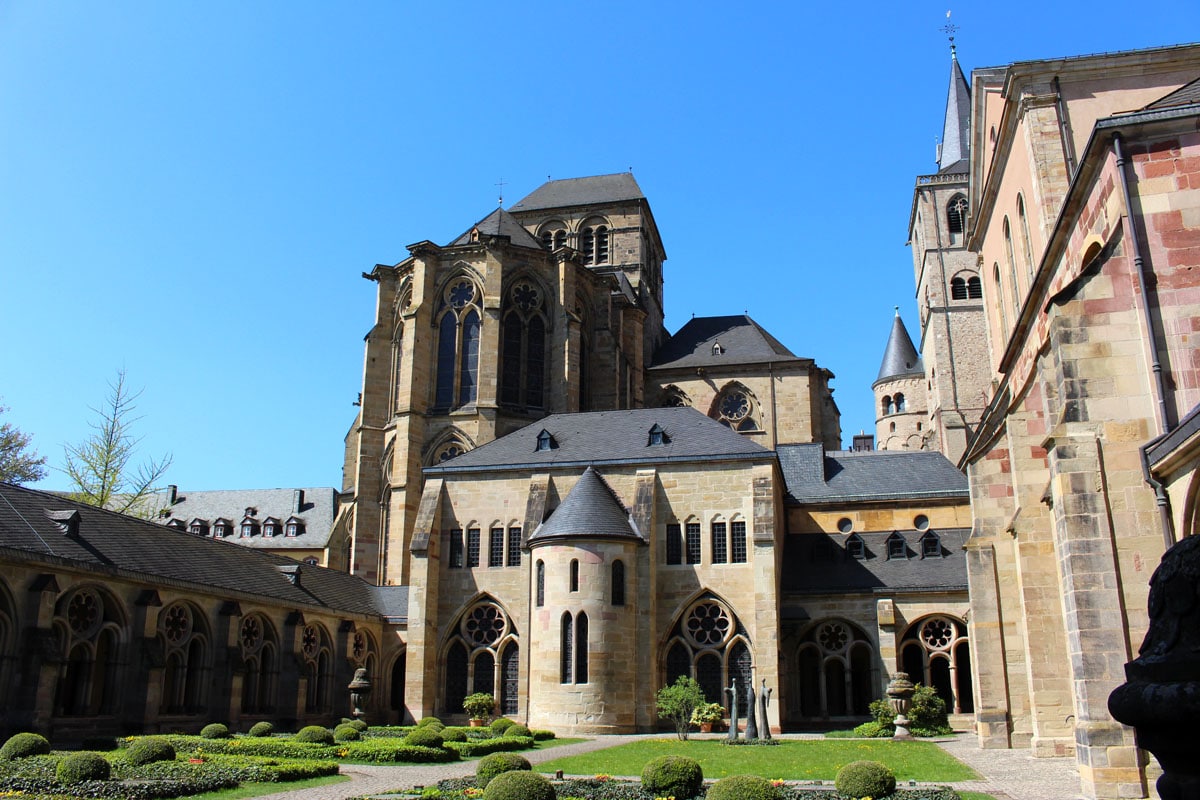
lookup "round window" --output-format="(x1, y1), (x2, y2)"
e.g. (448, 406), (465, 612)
(914, 514), (930, 531)
(837, 517), (853, 534)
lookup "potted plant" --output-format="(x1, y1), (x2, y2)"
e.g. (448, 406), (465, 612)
(462, 692), (496, 726)
(691, 701), (725, 733)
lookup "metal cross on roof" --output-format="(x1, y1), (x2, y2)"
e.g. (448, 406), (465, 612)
(940, 10), (959, 56)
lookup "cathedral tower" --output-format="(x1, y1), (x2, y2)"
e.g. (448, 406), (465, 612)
(874, 309), (927, 450)
(906, 46), (990, 465)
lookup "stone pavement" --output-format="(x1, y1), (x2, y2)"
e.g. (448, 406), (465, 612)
(247, 733), (1084, 800)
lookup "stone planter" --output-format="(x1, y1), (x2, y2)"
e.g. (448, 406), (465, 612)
(700, 722), (713, 733)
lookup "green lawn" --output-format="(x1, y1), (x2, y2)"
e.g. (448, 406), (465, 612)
(186, 774), (350, 799)
(532, 736), (588, 751)
(536, 738), (979, 782)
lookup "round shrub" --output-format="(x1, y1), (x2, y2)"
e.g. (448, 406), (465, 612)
(126, 738), (176, 766)
(416, 716), (443, 728)
(200, 723), (231, 740)
(56, 752), (111, 784)
(641, 754), (704, 800)
(295, 725), (335, 745)
(0, 732), (51, 760)
(347, 719), (369, 732)
(483, 769), (554, 800)
(504, 723), (531, 738)
(334, 724), (361, 742)
(708, 774), (783, 800)
(476, 752), (532, 788)
(248, 721), (274, 737)
(404, 726), (445, 748)
(835, 760), (896, 800)
(490, 717), (515, 734)
(441, 727), (467, 742)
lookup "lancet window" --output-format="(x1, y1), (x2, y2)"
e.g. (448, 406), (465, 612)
(500, 281), (547, 411)
(53, 585), (125, 717)
(302, 623), (334, 714)
(663, 596), (753, 717)
(900, 615), (973, 714)
(239, 614), (278, 715)
(158, 602), (210, 716)
(444, 600), (518, 717)
(794, 619), (876, 718)
(434, 278), (481, 411)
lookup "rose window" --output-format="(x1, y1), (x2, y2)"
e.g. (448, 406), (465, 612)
(302, 625), (319, 658)
(162, 605), (192, 644)
(67, 590), (102, 638)
(447, 280), (475, 309)
(239, 617), (263, 653)
(817, 622), (849, 653)
(920, 618), (955, 650)
(437, 444), (464, 463)
(352, 632), (365, 661)
(512, 283), (540, 312)
(462, 604), (506, 646)
(685, 602), (732, 647)
(719, 392), (751, 421)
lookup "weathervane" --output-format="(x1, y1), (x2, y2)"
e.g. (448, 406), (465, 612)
(495, 178), (506, 206)
(940, 10), (959, 58)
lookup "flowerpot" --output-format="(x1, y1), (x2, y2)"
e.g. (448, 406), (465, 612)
(469, 719), (484, 727)
(700, 722), (713, 733)
(188, 758), (205, 764)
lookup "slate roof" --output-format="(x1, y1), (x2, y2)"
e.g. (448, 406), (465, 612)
(778, 443), (968, 504)
(528, 467), (643, 544)
(649, 315), (806, 370)
(448, 208), (544, 249)
(0, 483), (384, 617)
(149, 487), (338, 550)
(424, 407), (772, 474)
(508, 173), (645, 212)
(939, 51), (971, 174)
(1146, 77), (1200, 110)
(781, 528), (970, 595)
(1146, 400), (1200, 467)
(875, 311), (923, 383)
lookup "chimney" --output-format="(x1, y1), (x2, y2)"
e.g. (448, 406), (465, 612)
(293, 489), (304, 514)
(46, 510), (81, 537)
(852, 431), (875, 452)
(166, 485), (177, 504)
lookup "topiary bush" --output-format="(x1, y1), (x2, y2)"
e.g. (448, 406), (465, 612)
(248, 721), (274, 737)
(416, 716), (443, 728)
(441, 727), (467, 743)
(295, 726), (335, 745)
(347, 719), (368, 732)
(504, 723), (531, 738)
(476, 751), (532, 788)
(852, 720), (891, 738)
(482, 769), (554, 800)
(56, 752), (111, 784)
(125, 738), (176, 765)
(836, 760), (896, 799)
(490, 717), (515, 734)
(334, 724), (361, 742)
(641, 754), (704, 799)
(0, 732), (51, 760)
(404, 726), (445, 749)
(707, 774), (783, 800)
(200, 723), (231, 739)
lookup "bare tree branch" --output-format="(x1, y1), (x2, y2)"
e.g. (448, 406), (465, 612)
(0, 403), (48, 485)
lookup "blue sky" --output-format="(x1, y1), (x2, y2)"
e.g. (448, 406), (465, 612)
(2, 2), (1196, 492)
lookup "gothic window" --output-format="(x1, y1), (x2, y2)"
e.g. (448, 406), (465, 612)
(662, 387), (690, 408)
(489, 527), (504, 567)
(900, 615), (972, 714)
(662, 597), (750, 708)
(731, 520), (747, 563)
(887, 533), (908, 560)
(500, 281), (548, 410)
(895, 393), (906, 412)
(713, 384), (759, 431)
(711, 520), (728, 564)
(1018, 194), (1035, 280)
(1004, 217), (1022, 315)
(449, 529), (464, 569)
(611, 560), (625, 606)
(433, 440), (467, 464)
(947, 195), (967, 237)
(500, 642), (519, 716)
(993, 264), (1008, 331)
(795, 619), (875, 717)
(466, 528), (481, 568)
(391, 316), (404, 416)
(506, 526), (521, 566)
(950, 277), (968, 300)
(569, 559), (579, 592)
(302, 623), (333, 713)
(53, 586), (125, 717)
(434, 278), (481, 411)
(575, 612), (589, 683)
(666, 523), (682, 565)
(238, 614), (278, 715)
(560, 613), (573, 683)
(445, 641), (468, 715)
(535, 561), (545, 606)
(685, 521), (702, 565)
(158, 602), (210, 716)
(444, 600), (517, 715)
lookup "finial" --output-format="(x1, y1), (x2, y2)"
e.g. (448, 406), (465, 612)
(940, 10), (959, 59)
(895, 305), (901, 316)
(495, 178), (506, 206)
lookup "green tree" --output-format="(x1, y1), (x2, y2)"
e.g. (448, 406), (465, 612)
(656, 675), (705, 741)
(63, 370), (172, 516)
(0, 404), (47, 485)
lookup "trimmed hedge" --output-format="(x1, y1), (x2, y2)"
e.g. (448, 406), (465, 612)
(145, 734), (458, 764)
(295, 726), (335, 745)
(483, 769), (554, 800)
(441, 727), (467, 743)
(248, 721), (274, 737)
(504, 723), (531, 738)
(416, 716), (443, 728)
(404, 727), (445, 748)
(125, 738), (176, 766)
(641, 754), (703, 800)
(0, 733), (51, 760)
(476, 751), (531, 788)
(57, 752), (111, 784)
(200, 723), (231, 740)
(334, 724), (361, 742)
(531, 729), (556, 741)
(447, 735), (535, 758)
(708, 774), (783, 800)
(835, 760), (896, 800)
(490, 717), (515, 734)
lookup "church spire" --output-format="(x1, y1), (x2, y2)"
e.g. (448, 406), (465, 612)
(876, 308), (923, 383)
(937, 46), (971, 174)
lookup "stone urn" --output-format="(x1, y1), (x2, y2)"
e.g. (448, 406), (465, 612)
(886, 672), (916, 739)
(348, 666), (371, 722)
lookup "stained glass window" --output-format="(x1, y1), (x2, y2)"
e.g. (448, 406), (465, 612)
(501, 643), (519, 715)
(560, 613), (573, 683)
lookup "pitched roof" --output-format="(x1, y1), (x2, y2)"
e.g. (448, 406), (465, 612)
(1146, 77), (1200, 110)
(777, 443), (968, 504)
(938, 50), (971, 174)
(650, 315), (806, 370)
(149, 487), (338, 550)
(781, 528), (969, 595)
(448, 207), (544, 249)
(875, 311), (923, 383)
(424, 407), (771, 474)
(0, 483), (381, 616)
(528, 467), (643, 544)
(508, 173), (645, 212)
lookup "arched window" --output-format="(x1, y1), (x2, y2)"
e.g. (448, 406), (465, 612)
(894, 393), (906, 412)
(712, 383), (760, 432)
(1004, 217), (1022, 316)
(580, 221), (609, 265)
(560, 613), (573, 683)
(53, 586), (125, 717)
(238, 614), (279, 715)
(900, 616), (972, 714)
(500, 642), (520, 716)
(500, 281), (547, 410)
(950, 277), (968, 300)
(662, 386), (690, 408)
(444, 600), (517, 716)
(575, 612), (589, 683)
(434, 278), (481, 410)
(569, 559), (579, 592)
(711, 518), (728, 564)
(882, 395), (894, 415)
(660, 596), (750, 711)
(158, 602), (210, 716)
(993, 264), (1008, 332)
(390, 312), (405, 416)
(794, 619), (876, 718)
(967, 275), (982, 299)
(1017, 194), (1035, 280)
(301, 623), (334, 713)
(946, 195), (967, 239)
(611, 560), (625, 606)
(540, 224), (567, 251)
(536, 560), (545, 606)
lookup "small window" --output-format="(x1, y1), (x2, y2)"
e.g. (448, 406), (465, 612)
(712, 341), (724, 356)
(489, 527), (505, 567)
(241, 523), (254, 538)
(967, 276), (983, 299)
(569, 559), (579, 592)
(466, 528), (481, 568)
(648, 423), (668, 446)
(189, 521), (208, 536)
(883, 395), (893, 415)
(914, 514), (930, 531)
(612, 560), (625, 606)
(887, 533), (908, 560)
(666, 523), (682, 565)
(837, 517), (853, 534)
(286, 522), (301, 537)
(507, 526), (522, 566)
(560, 613), (573, 683)
(575, 611), (589, 683)
(263, 521), (279, 538)
(449, 529), (464, 569)
(536, 560), (545, 606)
(895, 393), (906, 412)
(950, 277), (968, 300)
(536, 430), (556, 451)
(731, 520), (747, 563)
(685, 522), (702, 565)
(921, 531), (942, 558)
(947, 195), (967, 235)
(846, 534), (866, 559)
(303, 557), (319, 566)
(711, 521), (728, 564)
(213, 522), (229, 538)
(890, 422), (896, 433)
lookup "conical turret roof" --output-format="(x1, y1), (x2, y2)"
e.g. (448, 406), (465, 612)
(528, 467), (643, 544)
(938, 49), (971, 174)
(875, 310), (924, 384)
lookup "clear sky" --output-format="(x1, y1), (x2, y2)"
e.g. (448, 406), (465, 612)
(2, 2), (1195, 492)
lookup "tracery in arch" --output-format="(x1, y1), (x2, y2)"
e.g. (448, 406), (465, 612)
(238, 613), (279, 715)
(425, 429), (475, 467)
(301, 622), (334, 713)
(500, 277), (549, 411)
(157, 601), (211, 715)
(710, 383), (760, 432)
(899, 614), (973, 714)
(661, 385), (691, 408)
(794, 618), (875, 718)
(442, 597), (520, 717)
(662, 594), (752, 716)
(53, 585), (126, 717)
(433, 275), (482, 411)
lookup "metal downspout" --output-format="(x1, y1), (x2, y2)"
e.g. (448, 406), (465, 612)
(1113, 132), (1176, 548)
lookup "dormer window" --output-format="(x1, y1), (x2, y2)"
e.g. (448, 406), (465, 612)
(887, 532), (908, 560)
(920, 531), (942, 558)
(167, 519), (186, 530)
(712, 342), (724, 356)
(846, 534), (865, 559)
(212, 519), (231, 538)
(189, 519), (209, 536)
(262, 518), (280, 538)
(536, 429), (557, 452)
(285, 517), (304, 537)
(648, 424), (669, 446)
